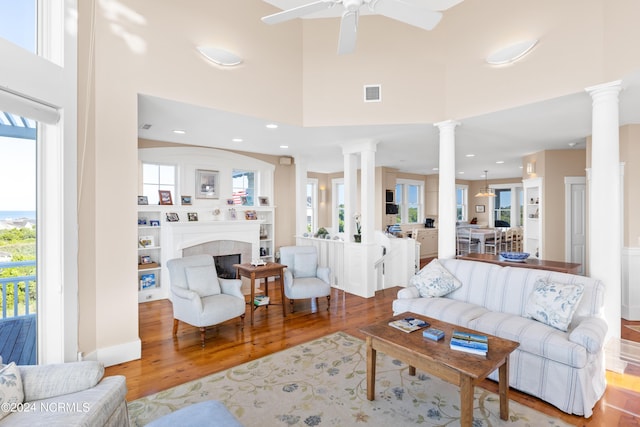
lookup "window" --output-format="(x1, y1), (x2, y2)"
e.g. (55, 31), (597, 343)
(456, 185), (468, 221)
(142, 163), (176, 205)
(306, 179), (318, 233)
(494, 189), (511, 226)
(333, 179), (344, 233)
(232, 170), (255, 206)
(489, 184), (523, 227)
(0, 1), (36, 53)
(395, 179), (423, 224)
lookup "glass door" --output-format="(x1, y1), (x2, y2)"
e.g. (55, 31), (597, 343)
(0, 111), (37, 365)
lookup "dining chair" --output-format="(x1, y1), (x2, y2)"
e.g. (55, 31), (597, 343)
(456, 227), (480, 255)
(484, 229), (502, 255)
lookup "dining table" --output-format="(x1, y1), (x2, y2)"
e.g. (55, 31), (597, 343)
(456, 227), (500, 254)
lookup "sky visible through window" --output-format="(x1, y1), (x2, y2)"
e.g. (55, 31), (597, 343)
(0, 2), (37, 215)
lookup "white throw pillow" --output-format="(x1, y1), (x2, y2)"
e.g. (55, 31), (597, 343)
(0, 362), (24, 420)
(293, 253), (317, 278)
(526, 278), (585, 331)
(410, 259), (462, 298)
(185, 265), (222, 297)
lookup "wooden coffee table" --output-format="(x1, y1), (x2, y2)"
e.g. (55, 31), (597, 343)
(360, 312), (519, 427)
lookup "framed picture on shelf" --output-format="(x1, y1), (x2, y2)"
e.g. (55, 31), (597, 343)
(244, 210), (257, 220)
(150, 220), (160, 227)
(258, 196), (269, 206)
(140, 273), (156, 289)
(138, 236), (154, 248)
(139, 255), (152, 264)
(226, 198), (235, 205)
(159, 190), (173, 205)
(181, 195), (192, 205)
(166, 212), (180, 222)
(138, 217), (148, 226)
(138, 195), (148, 205)
(187, 212), (198, 222)
(228, 208), (237, 220)
(196, 169), (219, 199)
(475, 205), (485, 213)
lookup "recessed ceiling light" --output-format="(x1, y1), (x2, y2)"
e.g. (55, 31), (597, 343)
(465, 154), (475, 157)
(432, 167), (439, 171)
(280, 145), (289, 149)
(173, 129), (186, 134)
(232, 138), (243, 142)
(458, 171), (465, 175)
(266, 124), (278, 129)
(496, 160), (504, 164)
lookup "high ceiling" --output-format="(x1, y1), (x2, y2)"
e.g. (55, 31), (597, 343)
(138, 70), (640, 181)
(137, 1), (640, 181)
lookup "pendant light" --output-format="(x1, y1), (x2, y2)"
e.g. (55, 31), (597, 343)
(475, 170), (496, 198)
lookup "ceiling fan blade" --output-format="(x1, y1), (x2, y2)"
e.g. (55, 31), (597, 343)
(261, 0), (336, 25)
(337, 10), (358, 55)
(373, 0), (443, 31)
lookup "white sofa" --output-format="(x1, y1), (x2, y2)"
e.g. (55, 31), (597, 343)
(0, 361), (128, 426)
(392, 258), (607, 417)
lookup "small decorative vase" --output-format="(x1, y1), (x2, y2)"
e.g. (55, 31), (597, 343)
(353, 234), (361, 243)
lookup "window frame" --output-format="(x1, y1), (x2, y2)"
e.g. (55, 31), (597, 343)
(142, 163), (176, 206)
(456, 184), (469, 221)
(306, 178), (318, 233)
(395, 179), (424, 225)
(488, 183), (524, 227)
(332, 178), (344, 233)
(232, 169), (256, 206)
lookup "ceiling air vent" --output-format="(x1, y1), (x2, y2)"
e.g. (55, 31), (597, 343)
(364, 85), (381, 102)
(140, 123), (152, 130)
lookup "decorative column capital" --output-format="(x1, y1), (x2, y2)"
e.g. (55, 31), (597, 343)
(434, 120), (461, 132)
(585, 80), (622, 100)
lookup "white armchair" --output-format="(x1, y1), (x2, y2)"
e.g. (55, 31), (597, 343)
(166, 254), (246, 347)
(279, 246), (331, 313)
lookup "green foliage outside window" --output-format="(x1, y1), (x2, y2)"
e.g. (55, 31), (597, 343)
(0, 228), (37, 316)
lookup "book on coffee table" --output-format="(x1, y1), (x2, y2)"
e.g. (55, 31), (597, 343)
(388, 317), (429, 333)
(450, 330), (488, 356)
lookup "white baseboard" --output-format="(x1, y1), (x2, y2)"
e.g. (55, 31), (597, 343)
(622, 247), (640, 321)
(81, 338), (142, 367)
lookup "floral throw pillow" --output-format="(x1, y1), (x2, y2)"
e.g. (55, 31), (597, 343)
(526, 278), (585, 331)
(0, 362), (24, 420)
(410, 259), (462, 298)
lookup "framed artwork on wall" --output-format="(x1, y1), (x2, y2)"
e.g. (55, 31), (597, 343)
(475, 205), (485, 213)
(196, 169), (219, 199)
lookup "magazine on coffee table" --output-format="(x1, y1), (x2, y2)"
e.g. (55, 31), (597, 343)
(388, 317), (429, 333)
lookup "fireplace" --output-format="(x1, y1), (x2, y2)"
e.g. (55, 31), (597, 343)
(214, 254), (241, 279)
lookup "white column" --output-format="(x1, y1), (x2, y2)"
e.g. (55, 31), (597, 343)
(586, 80), (622, 340)
(360, 147), (376, 244)
(294, 156), (308, 237)
(434, 120), (460, 259)
(343, 151), (358, 238)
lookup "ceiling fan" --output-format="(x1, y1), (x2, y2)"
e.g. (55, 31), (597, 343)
(261, 0), (464, 55)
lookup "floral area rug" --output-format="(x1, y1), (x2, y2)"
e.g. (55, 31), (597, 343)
(128, 332), (571, 426)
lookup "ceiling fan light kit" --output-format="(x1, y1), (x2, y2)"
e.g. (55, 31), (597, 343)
(261, 0), (463, 55)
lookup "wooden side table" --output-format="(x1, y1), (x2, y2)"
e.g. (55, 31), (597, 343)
(233, 262), (286, 325)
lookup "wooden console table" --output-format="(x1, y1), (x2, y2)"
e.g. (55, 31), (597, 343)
(234, 262), (286, 325)
(457, 253), (581, 274)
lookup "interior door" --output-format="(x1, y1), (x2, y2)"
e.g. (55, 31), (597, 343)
(565, 177), (586, 275)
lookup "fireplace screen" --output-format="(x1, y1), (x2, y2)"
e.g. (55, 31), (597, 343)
(214, 254), (241, 279)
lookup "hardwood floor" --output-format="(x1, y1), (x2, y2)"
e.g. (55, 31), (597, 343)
(106, 280), (640, 426)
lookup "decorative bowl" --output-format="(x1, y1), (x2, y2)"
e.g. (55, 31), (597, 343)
(499, 252), (530, 262)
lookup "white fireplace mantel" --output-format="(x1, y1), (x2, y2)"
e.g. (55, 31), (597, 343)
(163, 220), (261, 261)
